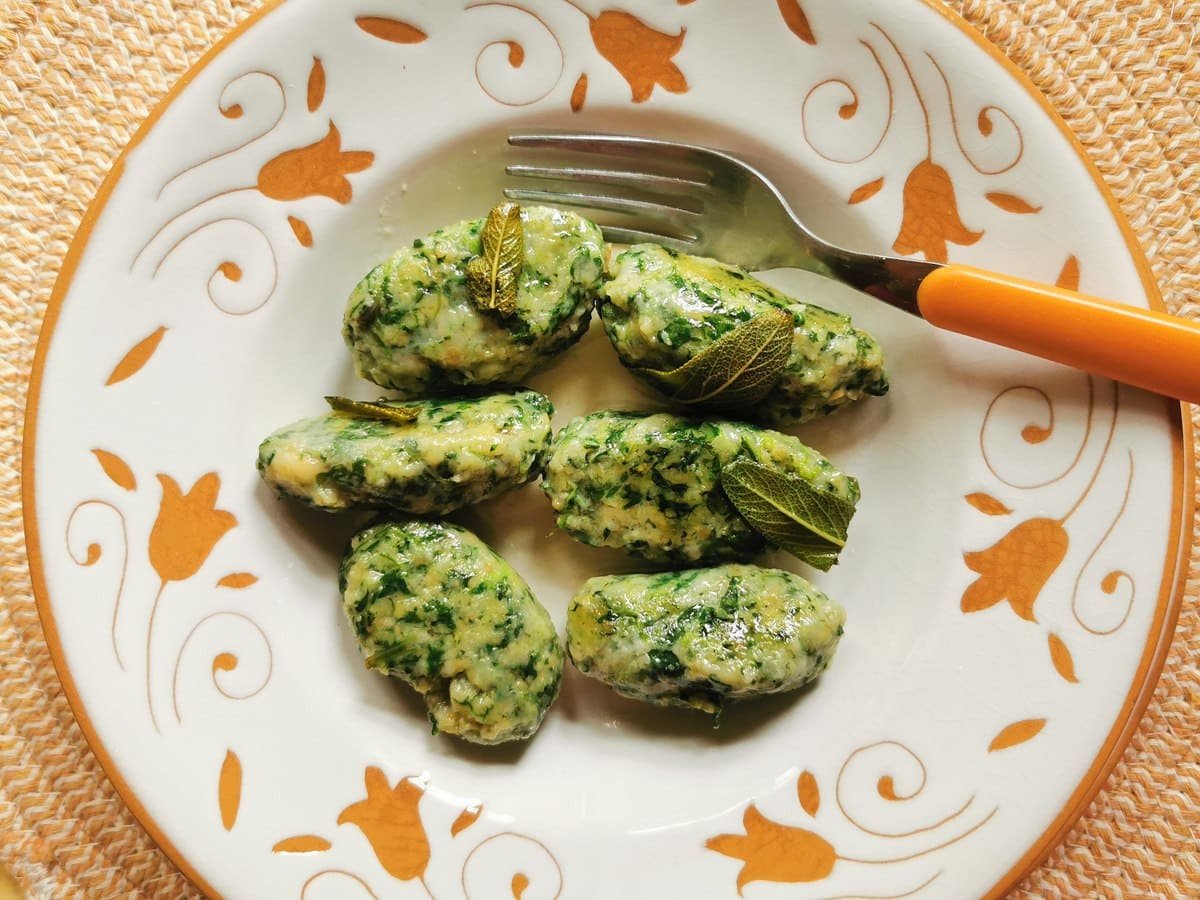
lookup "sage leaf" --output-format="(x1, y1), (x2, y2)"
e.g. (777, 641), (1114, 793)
(466, 202), (524, 316)
(325, 396), (421, 425)
(637, 308), (794, 407)
(720, 458), (856, 571)
(365, 645), (405, 670)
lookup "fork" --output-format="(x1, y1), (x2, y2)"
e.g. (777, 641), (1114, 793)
(505, 132), (1200, 404)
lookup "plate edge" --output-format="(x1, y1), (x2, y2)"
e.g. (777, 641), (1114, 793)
(19, 3), (290, 898)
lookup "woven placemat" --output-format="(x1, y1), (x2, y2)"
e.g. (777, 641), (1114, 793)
(2, 1), (1197, 897)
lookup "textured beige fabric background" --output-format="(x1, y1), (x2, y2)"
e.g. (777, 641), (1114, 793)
(1, 1), (1197, 897)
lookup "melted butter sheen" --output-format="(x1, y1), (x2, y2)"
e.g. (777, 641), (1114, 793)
(600, 244), (889, 426)
(257, 390), (553, 514)
(541, 410), (858, 564)
(344, 206), (605, 396)
(567, 564), (846, 713)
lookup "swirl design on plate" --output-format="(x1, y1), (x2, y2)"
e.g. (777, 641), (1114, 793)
(462, 833), (563, 900)
(467, 3), (565, 108)
(364, 2), (692, 112)
(128, 57), (373, 335)
(802, 39), (894, 165)
(152, 217), (279, 317)
(262, 766), (562, 899)
(157, 70), (287, 199)
(979, 377), (1094, 491)
(706, 744), (995, 896)
(143, 472), (239, 732)
(170, 611), (273, 723)
(964, 362), (1137, 681)
(301, 870), (379, 900)
(68, 453), (260, 721)
(66, 499), (129, 670)
(800, 21), (1035, 263)
(836, 742), (977, 840)
(924, 52), (1023, 176)
(1072, 451), (1136, 635)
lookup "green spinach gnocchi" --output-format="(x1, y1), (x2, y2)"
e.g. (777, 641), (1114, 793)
(541, 410), (859, 564)
(567, 564), (846, 714)
(257, 196), (888, 744)
(601, 244), (889, 425)
(340, 520), (563, 744)
(344, 205), (605, 395)
(256, 391), (553, 514)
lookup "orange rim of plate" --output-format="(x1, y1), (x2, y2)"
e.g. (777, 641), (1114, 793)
(19, 2), (1194, 898)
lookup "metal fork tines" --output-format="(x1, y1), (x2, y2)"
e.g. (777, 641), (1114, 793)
(504, 133), (716, 249)
(499, 132), (1200, 405)
(503, 131), (940, 306)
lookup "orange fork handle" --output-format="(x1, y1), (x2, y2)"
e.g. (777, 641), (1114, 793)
(917, 265), (1200, 404)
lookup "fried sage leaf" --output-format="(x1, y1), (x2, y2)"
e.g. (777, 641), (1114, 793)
(721, 458), (856, 571)
(324, 396), (421, 425)
(466, 202), (524, 316)
(636, 308), (794, 407)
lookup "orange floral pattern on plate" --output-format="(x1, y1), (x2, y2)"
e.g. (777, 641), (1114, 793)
(797, 770), (820, 816)
(989, 719), (1047, 752)
(219, 749), (242, 831)
(106, 327), (167, 386)
(802, 22), (1044, 266)
(965, 492), (1012, 516)
(308, 767), (563, 896)
(985, 191), (1042, 214)
(961, 517), (1069, 622)
(338, 768), (431, 884)
(964, 357), (1131, 689)
(288, 215), (314, 248)
(777, 0), (817, 44)
(570, 73), (588, 112)
(130, 53), (374, 333)
(257, 123), (374, 204)
(307, 57), (326, 112)
(145, 472), (238, 729)
(357, 4), (693, 111)
(849, 177), (884, 204)
(91, 450), (137, 492)
(451, 805), (483, 837)
(150, 474), (236, 585)
(708, 805), (837, 894)
(707, 757), (997, 895)
(893, 159), (982, 263)
(355, 16), (428, 44)
(587, 11), (688, 103)
(217, 572), (257, 589)
(272, 835), (332, 854)
(1048, 633), (1080, 683)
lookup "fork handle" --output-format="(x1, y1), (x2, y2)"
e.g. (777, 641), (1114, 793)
(917, 265), (1200, 404)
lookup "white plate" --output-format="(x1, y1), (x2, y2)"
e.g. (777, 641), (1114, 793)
(25, 1), (1192, 897)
